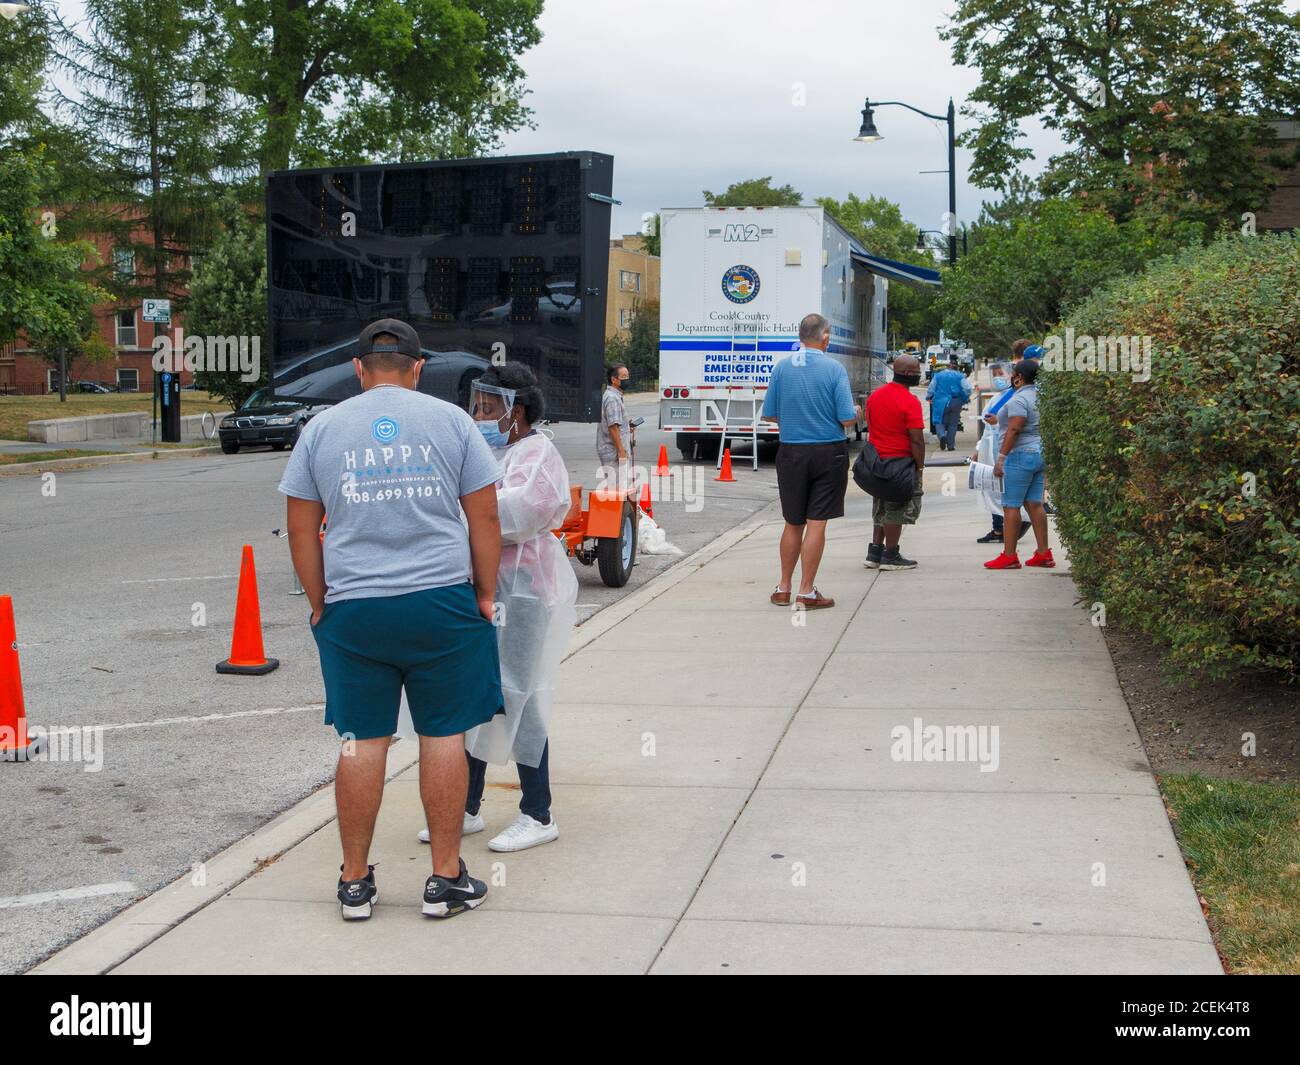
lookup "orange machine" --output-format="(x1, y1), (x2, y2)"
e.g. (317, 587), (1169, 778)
(555, 482), (645, 588)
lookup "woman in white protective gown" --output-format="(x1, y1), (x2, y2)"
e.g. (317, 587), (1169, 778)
(400, 362), (578, 853)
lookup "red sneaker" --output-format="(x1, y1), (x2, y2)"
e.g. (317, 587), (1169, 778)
(984, 553), (1021, 570)
(1025, 549), (1056, 568)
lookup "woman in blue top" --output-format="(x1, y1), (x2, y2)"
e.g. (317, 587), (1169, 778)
(984, 358), (1054, 569)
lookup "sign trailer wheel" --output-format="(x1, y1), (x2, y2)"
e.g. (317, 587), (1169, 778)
(596, 500), (638, 587)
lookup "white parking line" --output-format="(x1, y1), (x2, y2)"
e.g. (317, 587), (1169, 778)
(41, 704), (324, 735)
(0, 882), (138, 910)
(118, 575), (236, 584)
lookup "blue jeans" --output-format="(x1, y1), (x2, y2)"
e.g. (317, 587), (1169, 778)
(1002, 448), (1045, 509)
(465, 742), (551, 823)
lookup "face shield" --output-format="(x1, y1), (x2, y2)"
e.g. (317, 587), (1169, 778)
(468, 379), (518, 449)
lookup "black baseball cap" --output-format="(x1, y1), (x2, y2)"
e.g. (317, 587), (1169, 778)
(358, 318), (421, 359)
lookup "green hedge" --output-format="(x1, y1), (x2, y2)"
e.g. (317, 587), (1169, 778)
(1040, 232), (1300, 680)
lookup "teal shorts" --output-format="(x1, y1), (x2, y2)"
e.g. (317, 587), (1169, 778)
(310, 583), (504, 741)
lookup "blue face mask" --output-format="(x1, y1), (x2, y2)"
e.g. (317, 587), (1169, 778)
(992, 376), (1011, 391)
(475, 418), (511, 449)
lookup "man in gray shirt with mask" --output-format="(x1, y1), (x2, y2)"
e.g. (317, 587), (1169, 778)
(597, 363), (632, 475)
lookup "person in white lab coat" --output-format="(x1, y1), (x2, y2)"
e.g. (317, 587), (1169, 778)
(403, 362), (577, 853)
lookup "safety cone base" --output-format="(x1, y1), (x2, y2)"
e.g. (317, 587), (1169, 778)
(216, 657), (280, 676)
(715, 448), (736, 482)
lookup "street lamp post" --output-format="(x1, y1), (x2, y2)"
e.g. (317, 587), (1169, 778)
(855, 97), (958, 266)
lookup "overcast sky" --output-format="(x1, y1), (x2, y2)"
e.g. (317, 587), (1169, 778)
(499, 0), (1065, 237)
(47, 0), (1069, 238)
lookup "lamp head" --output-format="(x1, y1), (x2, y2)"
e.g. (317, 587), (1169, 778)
(854, 101), (882, 143)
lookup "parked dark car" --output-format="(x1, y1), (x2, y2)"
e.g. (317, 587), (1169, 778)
(217, 389), (325, 454)
(73, 381), (115, 394)
(269, 337), (489, 408)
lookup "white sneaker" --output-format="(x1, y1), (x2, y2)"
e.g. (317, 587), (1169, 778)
(417, 812), (485, 844)
(488, 813), (559, 853)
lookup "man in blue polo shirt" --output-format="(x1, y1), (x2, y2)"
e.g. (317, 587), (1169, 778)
(762, 312), (856, 610)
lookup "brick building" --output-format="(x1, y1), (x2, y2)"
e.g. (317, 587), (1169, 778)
(1, 221), (192, 396)
(1257, 119), (1300, 233)
(605, 233), (660, 339)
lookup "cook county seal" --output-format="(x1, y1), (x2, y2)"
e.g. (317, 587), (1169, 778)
(722, 265), (760, 304)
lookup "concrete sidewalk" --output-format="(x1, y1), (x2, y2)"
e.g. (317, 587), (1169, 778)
(34, 468), (1221, 975)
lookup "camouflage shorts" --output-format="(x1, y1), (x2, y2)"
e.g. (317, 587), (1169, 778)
(872, 487), (924, 526)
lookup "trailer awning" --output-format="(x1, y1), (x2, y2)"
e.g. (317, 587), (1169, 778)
(849, 246), (942, 289)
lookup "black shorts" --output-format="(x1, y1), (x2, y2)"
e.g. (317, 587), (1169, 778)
(776, 440), (849, 525)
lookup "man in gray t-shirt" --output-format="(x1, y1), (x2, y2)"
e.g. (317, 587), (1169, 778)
(596, 363), (631, 466)
(278, 317), (503, 922)
(279, 381), (500, 602)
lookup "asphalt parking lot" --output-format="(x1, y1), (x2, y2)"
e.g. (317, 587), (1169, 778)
(0, 392), (781, 972)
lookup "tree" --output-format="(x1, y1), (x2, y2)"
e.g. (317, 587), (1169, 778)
(53, 0), (253, 312)
(817, 193), (943, 346)
(188, 196), (267, 409)
(32, 315), (116, 394)
(605, 299), (659, 385)
(0, 148), (108, 401)
(640, 213), (661, 257)
(703, 177), (802, 207)
(0, 0), (51, 141)
(215, 0), (544, 173)
(935, 197), (1202, 357)
(941, 0), (1300, 226)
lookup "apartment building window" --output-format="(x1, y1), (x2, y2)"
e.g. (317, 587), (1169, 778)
(116, 309), (137, 347)
(116, 368), (139, 392)
(619, 270), (641, 293)
(619, 308), (634, 329)
(47, 368), (61, 393)
(113, 247), (135, 281)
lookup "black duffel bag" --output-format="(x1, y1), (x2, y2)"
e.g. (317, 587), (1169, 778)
(852, 440), (916, 502)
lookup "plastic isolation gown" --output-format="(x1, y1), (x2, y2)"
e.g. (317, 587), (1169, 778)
(975, 417), (1003, 516)
(927, 369), (972, 432)
(396, 431), (578, 768)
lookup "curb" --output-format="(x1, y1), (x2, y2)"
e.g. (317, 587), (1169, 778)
(0, 445), (222, 477)
(27, 498), (781, 975)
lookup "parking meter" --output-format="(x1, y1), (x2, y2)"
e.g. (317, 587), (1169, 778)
(158, 371), (181, 443)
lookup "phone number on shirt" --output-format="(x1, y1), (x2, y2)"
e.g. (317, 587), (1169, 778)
(344, 485), (439, 504)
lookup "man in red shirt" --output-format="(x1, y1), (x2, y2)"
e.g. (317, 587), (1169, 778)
(863, 354), (926, 570)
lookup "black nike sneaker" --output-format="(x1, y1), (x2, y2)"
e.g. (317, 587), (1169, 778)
(423, 858), (488, 919)
(338, 864), (377, 921)
(976, 529), (1001, 543)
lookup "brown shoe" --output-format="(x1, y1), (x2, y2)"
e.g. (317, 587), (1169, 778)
(770, 587), (792, 606)
(794, 588), (834, 609)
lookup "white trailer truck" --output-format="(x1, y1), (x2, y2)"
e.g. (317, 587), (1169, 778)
(656, 205), (939, 462)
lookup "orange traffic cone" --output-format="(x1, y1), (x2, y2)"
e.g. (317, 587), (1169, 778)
(1, 596), (43, 762)
(654, 445), (671, 477)
(216, 545), (280, 675)
(715, 448), (736, 483)
(638, 482), (654, 519)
